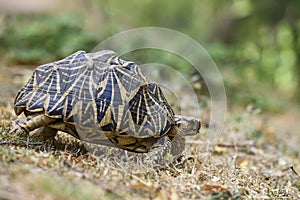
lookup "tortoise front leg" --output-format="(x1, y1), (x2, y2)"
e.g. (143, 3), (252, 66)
(145, 135), (186, 166)
(146, 136), (172, 165)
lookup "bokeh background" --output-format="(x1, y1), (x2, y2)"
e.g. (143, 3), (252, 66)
(0, 0), (299, 113)
(1, 1), (300, 199)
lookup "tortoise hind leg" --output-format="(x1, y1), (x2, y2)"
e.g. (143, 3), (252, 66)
(10, 112), (56, 137)
(31, 126), (58, 140)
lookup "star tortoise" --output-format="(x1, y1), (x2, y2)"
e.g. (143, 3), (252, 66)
(12, 50), (201, 159)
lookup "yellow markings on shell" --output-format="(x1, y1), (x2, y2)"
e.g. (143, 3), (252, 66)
(142, 87), (156, 135)
(136, 112), (149, 137)
(33, 70), (38, 90)
(136, 90), (143, 125)
(106, 55), (115, 64)
(54, 65), (61, 94)
(69, 51), (85, 64)
(88, 68), (98, 124)
(63, 96), (69, 120)
(116, 105), (124, 131)
(100, 104), (111, 127)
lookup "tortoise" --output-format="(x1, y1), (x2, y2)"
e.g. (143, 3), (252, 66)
(11, 50), (201, 159)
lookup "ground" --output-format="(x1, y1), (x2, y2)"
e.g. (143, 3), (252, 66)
(0, 64), (300, 199)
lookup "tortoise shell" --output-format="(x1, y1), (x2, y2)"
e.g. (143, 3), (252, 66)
(14, 50), (175, 147)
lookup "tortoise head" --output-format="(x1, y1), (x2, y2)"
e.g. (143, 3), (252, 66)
(174, 115), (201, 136)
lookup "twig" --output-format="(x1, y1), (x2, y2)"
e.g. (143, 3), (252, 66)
(289, 166), (300, 179)
(0, 141), (43, 146)
(187, 141), (255, 148)
(265, 144), (300, 179)
(216, 143), (255, 148)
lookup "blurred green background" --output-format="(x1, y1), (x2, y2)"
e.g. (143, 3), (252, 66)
(0, 0), (299, 112)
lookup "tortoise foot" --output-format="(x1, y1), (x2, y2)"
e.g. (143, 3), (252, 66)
(9, 119), (28, 136)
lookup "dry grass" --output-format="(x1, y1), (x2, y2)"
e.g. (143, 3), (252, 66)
(0, 66), (300, 199)
(1, 102), (300, 199)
